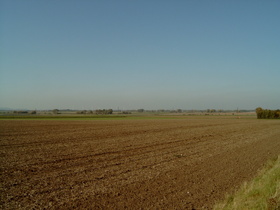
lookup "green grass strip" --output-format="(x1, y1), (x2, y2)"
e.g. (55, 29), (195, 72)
(214, 155), (280, 210)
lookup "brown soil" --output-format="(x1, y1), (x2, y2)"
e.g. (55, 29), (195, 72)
(1, 118), (280, 209)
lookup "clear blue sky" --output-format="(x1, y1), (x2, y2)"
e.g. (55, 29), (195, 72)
(1, 0), (279, 110)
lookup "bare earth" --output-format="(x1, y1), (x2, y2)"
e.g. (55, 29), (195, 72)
(1, 118), (280, 209)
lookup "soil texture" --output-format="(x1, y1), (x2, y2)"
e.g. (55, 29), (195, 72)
(1, 118), (280, 209)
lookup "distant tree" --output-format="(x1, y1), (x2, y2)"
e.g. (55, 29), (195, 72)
(275, 110), (280, 118)
(255, 107), (263, 119)
(95, 109), (101, 114)
(255, 107), (280, 119)
(95, 109), (113, 115)
(30, 110), (37, 114)
(52, 109), (59, 114)
(137, 109), (144, 113)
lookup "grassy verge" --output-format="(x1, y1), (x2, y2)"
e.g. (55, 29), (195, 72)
(214, 155), (280, 210)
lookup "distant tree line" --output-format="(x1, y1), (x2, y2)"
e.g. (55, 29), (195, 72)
(95, 109), (113, 115)
(76, 110), (93, 114)
(255, 107), (280, 119)
(207, 109), (216, 113)
(120, 111), (131, 114)
(13, 110), (36, 114)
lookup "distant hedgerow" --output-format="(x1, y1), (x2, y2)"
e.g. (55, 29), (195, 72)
(95, 109), (113, 115)
(255, 107), (280, 119)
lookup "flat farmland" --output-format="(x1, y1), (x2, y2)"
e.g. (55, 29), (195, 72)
(1, 117), (280, 209)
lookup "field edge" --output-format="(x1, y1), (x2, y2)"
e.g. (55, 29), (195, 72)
(214, 155), (280, 210)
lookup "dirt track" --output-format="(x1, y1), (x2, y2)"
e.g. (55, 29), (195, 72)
(1, 118), (280, 209)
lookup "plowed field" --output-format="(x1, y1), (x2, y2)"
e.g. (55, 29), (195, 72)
(1, 118), (280, 209)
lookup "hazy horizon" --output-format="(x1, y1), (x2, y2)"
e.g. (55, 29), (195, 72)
(1, 1), (279, 110)
(0, 107), (257, 112)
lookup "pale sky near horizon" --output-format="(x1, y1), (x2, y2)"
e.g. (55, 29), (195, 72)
(1, 0), (279, 110)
